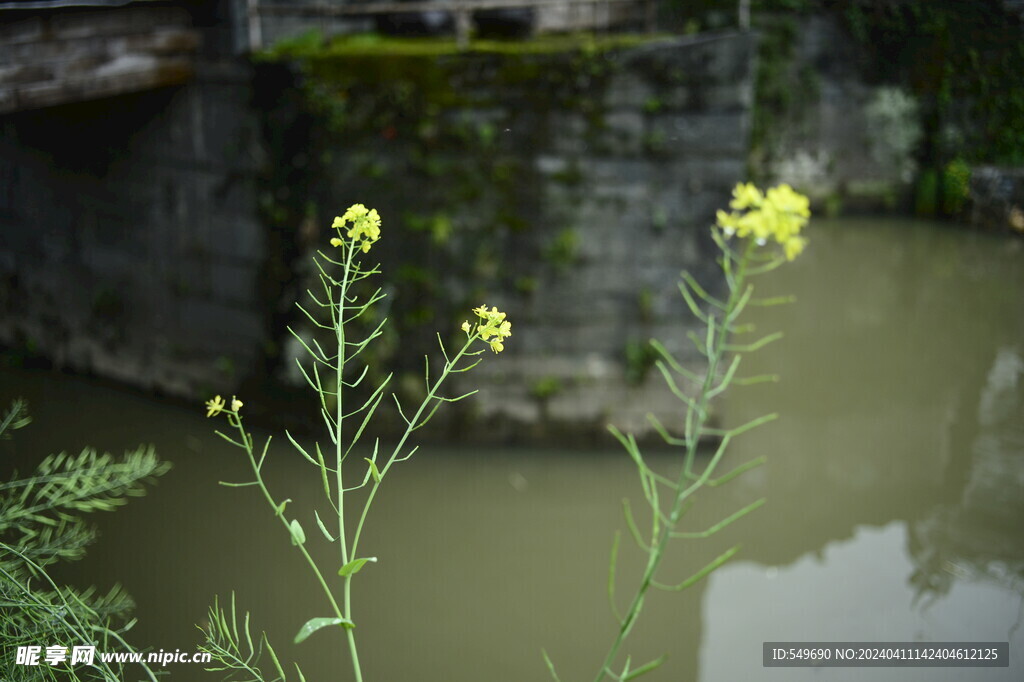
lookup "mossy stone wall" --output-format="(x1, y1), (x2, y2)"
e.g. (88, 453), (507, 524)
(263, 32), (756, 442)
(0, 32), (755, 442)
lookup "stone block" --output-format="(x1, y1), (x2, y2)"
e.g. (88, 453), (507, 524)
(599, 110), (645, 155)
(648, 113), (749, 155)
(209, 260), (258, 305)
(604, 74), (654, 110)
(178, 297), (263, 348)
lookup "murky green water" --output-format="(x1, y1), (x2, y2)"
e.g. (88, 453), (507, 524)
(2, 218), (1022, 681)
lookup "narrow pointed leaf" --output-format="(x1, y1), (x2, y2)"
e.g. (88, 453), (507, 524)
(541, 649), (563, 682)
(623, 654), (668, 679)
(338, 557), (377, 577)
(293, 616), (354, 644)
(264, 634), (287, 680)
(364, 457), (381, 483)
(314, 509), (335, 542)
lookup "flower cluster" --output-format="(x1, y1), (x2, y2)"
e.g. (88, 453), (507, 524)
(205, 395), (243, 418)
(715, 183), (810, 260)
(462, 305), (511, 353)
(329, 204), (382, 253)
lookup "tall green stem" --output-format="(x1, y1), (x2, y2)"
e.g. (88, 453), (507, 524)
(335, 245), (362, 682)
(592, 243), (752, 682)
(351, 340), (472, 558)
(233, 421), (345, 623)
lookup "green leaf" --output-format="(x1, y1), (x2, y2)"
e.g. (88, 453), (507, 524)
(314, 509), (335, 542)
(293, 616), (353, 644)
(289, 519), (306, 546)
(338, 557), (377, 577)
(607, 530), (621, 622)
(364, 457), (381, 483)
(541, 649), (563, 682)
(264, 634), (287, 679)
(276, 498), (292, 515)
(623, 654), (667, 679)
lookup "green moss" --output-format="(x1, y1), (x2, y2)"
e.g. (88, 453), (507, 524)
(942, 158), (971, 215)
(543, 228), (581, 270)
(549, 160), (584, 186)
(514, 276), (538, 294)
(624, 339), (658, 386)
(914, 169), (938, 217)
(643, 96), (664, 114)
(262, 31), (670, 60)
(823, 192), (843, 218)
(530, 375), (563, 400)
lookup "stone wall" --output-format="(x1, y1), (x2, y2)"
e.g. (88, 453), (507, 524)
(270, 32), (755, 441)
(754, 13), (922, 212)
(0, 58), (266, 396)
(0, 30), (755, 441)
(471, 34), (754, 440)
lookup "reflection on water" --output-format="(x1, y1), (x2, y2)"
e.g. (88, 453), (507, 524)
(704, 219), (1024, 680)
(703, 522), (1024, 682)
(1, 218), (1022, 681)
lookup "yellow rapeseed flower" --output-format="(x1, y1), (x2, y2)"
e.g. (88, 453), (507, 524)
(716, 209), (742, 236)
(766, 184), (811, 217)
(205, 395), (226, 418)
(784, 236), (807, 261)
(729, 182), (764, 210)
(331, 204), (382, 253)
(231, 396), (244, 412)
(717, 183), (811, 259)
(468, 305), (511, 353)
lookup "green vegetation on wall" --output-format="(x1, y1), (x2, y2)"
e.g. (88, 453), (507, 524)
(250, 32), (664, 389)
(745, 0), (1022, 215)
(840, 0), (1024, 166)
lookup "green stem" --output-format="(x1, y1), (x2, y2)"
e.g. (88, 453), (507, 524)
(335, 245), (362, 682)
(592, 241), (753, 682)
(350, 338), (475, 559)
(233, 419), (345, 625)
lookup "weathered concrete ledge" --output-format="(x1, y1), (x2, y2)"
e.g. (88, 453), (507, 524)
(0, 6), (199, 114)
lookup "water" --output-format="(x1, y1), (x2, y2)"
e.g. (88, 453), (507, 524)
(2, 218), (1022, 681)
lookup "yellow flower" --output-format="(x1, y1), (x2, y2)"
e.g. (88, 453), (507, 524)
(205, 395), (226, 418)
(729, 182), (764, 210)
(716, 209), (741, 236)
(766, 184), (811, 218)
(468, 305), (510, 352)
(715, 183), (810, 259)
(231, 396), (243, 412)
(332, 204), (382, 252)
(784, 236), (807, 261)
